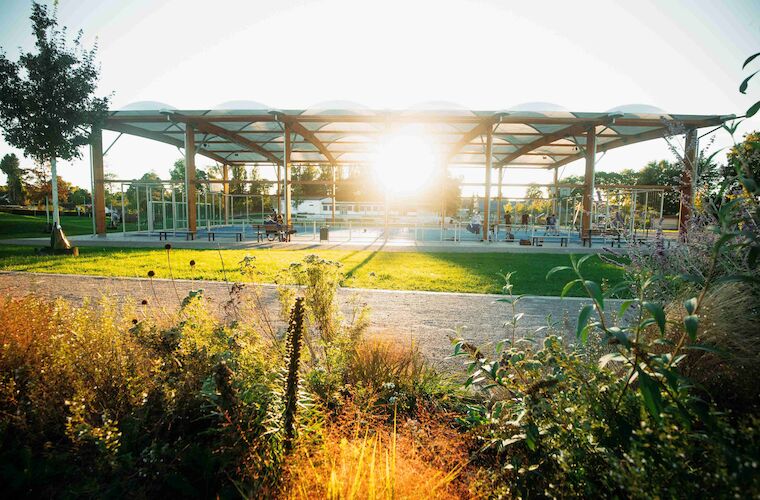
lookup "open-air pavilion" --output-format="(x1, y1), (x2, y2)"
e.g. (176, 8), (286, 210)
(89, 105), (733, 244)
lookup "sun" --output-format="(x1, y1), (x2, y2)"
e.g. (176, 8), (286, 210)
(372, 130), (439, 195)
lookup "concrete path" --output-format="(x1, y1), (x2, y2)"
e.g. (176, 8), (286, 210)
(1, 233), (608, 253)
(0, 271), (612, 367)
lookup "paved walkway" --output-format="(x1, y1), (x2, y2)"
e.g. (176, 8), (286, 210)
(0, 271), (610, 367)
(1, 232), (609, 253)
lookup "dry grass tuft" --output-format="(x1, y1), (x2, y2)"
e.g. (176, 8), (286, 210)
(285, 406), (472, 499)
(675, 283), (760, 411)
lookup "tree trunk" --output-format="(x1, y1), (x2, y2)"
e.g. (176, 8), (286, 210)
(50, 156), (60, 226)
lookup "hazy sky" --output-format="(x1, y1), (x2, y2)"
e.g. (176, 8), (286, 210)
(1, 0), (759, 194)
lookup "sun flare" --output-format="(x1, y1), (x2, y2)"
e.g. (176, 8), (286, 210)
(372, 130), (439, 194)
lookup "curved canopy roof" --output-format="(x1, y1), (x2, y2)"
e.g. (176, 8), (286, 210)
(104, 107), (733, 169)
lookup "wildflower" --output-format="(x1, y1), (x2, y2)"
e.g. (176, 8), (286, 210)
(189, 259), (196, 267)
(164, 243), (172, 250)
(147, 270), (155, 277)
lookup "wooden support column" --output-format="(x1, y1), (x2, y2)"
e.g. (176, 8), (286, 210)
(284, 127), (292, 225)
(91, 128), (106, 235)
(276, 163), (282, 213)
(679, 129), (698, 240)
(496, 166), (504, 225)
(581, 129), (596, 235)
(483, 127), (493, 241)
(553, 167), (559, 213)
(185, 124), (197, 233)
(331, 165), (336, 224)
(222, 164), (229, 225)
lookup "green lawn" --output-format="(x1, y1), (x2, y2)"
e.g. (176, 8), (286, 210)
(0, 245), (627, 296)
(0, 212), (137, 239)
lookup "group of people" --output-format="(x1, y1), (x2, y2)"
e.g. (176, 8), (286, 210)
(466, 211), (560, 236)
(264, 208), (298, 241)
(264, 208), (284, 227)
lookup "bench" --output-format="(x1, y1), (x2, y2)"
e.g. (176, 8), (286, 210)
(253, 224), (295, 242)
(207, 231), (243, 242)
(532, 236), (569, 247)
(158, 230), (196, 241)
(581, 230), (615, 247)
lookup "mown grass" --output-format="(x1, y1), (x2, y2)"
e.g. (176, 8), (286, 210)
(0, 212), (137, 239)
(0, 244), (626, 296)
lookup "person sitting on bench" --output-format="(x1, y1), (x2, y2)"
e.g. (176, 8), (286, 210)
(466, 211), (482, 234)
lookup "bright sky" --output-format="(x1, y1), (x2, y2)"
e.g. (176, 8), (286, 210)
(1, 0), (759, 197)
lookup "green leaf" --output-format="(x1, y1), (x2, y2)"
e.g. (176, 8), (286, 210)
(747, 100), (760, 118)
(683, 297), (697, 315)
(619, 299), (636, 317)
(584, 280), (605, 310)
(576, 304), (593, 341)
(546, 266), (571, 280)
(643, 301), (666, 335)
(637, 369), (663, 421)
(577, 253), (595, 269)
(684, 315), (699, 341)
(525, 422), (539, 451)
(739, 69), (759, 94)
(743, 51), (760, 69)
(561, 279), (581, 298)
(599, 353), (626, 368)
(684, 343), (725, 355)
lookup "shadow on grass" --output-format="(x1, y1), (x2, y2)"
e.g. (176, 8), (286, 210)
(341, 236), (387, 281)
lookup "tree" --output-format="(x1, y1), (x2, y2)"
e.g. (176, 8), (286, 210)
(636, 160), (682, 214)
(526, 183), (544, 199)
(169, 159), (208, 193)
(0, 3), (109, 226)
(292, 164), (328, 202)
(68, 186), (90, 206)
(25, 161), (71, 205)
(0, 153), (26, 205)
(727, 131), (760, 188)
(124, 171), (162, 218)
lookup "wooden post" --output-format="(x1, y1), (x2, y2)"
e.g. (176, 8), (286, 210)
(679, 129), (698, 240)
(91, 128), (106, 235)
(331, 165), (336, 224)
(496, 166), (504, 225)
(553, 167), (559, 213)
(284, 126), (292, 225)
(483, 127), (493, 241)
(185, 124), (197, 233)
(581, 129), (596, 235)
(276, 163), (282, 214)
(222, 164), (229, 225)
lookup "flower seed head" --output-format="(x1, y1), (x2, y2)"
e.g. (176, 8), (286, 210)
(148, 270), (155, 277)
(189, 260), (196, 267)
(141, 299), (148, 305)
(132, 319), (138, 325)
(164, 243), (172, 250)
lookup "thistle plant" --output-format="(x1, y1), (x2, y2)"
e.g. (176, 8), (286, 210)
(284, 297), (305, 452)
